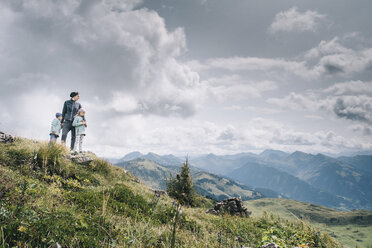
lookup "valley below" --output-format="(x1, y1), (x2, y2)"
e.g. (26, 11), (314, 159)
(114, 150), (372, 247)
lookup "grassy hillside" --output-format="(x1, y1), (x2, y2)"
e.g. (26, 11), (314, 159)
(0, 138), (341, 247)
(244, 198), (372, 248)
(117, 158), (266, 201)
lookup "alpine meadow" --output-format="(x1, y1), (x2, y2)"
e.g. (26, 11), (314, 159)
(1, 0), (372, 247)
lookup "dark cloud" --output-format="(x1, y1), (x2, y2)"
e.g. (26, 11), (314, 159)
(351, 124), (372, 136)
(271, 136), (315, 146)
(217, 128), (235, 141)
(323, 63), (344, 74)
(363, 127), (372, 136)
(333, 98), (371, 124)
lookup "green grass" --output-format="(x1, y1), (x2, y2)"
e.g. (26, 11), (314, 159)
(0, 138), (342, 247)
(244, 198), (372, 248)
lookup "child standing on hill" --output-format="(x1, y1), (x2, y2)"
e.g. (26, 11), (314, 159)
(49, 113), (63, 144)
(72, 108), (87, 155)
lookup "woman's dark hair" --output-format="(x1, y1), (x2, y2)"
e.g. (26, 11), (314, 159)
(70, 92), (79, 98)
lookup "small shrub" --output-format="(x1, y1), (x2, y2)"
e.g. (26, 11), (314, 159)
(88, 158), (112, 175)
(152, 205), (202, 233)
(152, 205), (175, 225)
(36, 143), (66, 175)
(65, 190), (104, 215)
(64, 166), (100, 187)
(0, 140), (35, 169)
(108, 184), (151, 217)
(0, 168), (21, 203)
(193, 194), (215, 208)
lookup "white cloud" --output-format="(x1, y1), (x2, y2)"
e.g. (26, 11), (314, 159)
(189, 36), (372, 83)
(304, 37), (352, 59)
(0, 0), (211, 148)
(269, 7), (326, 33)
(350, 124), (372, 136)
(267, 92), (319, 111)
(204, 75), (277, 101)
(205, 56), (315, 78)
(223, 105), (243, 111)
(323, 81), (372, 95)
(0, 0), (203, 119)
(268, 81), (372, 125)
(304, 115), (323, 120)
(306, 37), (372, 75)
(222, 105), (283, 114)
(87, 116), (371, 157)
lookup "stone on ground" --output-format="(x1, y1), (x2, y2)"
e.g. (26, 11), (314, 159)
(206, 197), (252, 217)
(69, 152), (94, 165)
(0, 131), (14, 143)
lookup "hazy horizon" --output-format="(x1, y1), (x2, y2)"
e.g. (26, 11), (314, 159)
(1, 0), (372, 158)
(109, 148), (372, 160)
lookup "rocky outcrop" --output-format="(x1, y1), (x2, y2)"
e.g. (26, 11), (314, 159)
(69, 153), (94, 165)
(206, 197), (251, 217)
(0, 131), (14, 143)
(261, 243), (280, 248)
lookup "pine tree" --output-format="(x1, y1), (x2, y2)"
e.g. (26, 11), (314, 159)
(166, 157), (195, 206)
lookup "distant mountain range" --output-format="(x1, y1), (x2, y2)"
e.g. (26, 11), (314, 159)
(111, 151), (184, 166)
(116, 158), (278, 201)
(111, 150), (372, 210)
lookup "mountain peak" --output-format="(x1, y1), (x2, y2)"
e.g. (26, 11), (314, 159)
(260, 149), (284, 154)
(291, 150), (307, 155)
(206, 153), (218, 158)
(314, 153), (328, 159)
(120, 151), (143, 161)
(259, 149), (289, 159)
(289, 150), (313, 158)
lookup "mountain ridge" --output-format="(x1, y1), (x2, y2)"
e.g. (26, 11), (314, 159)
(114, 150), (372, 210)
(116, 158), (279, 201)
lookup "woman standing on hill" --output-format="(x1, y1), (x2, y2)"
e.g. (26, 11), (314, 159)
(61, 92), (82, 151)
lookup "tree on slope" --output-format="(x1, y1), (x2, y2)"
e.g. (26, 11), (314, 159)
(166, 157), (195, 207)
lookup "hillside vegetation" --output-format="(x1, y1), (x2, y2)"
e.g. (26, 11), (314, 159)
(244, 198), (372, 248)
(0, 138), (341, 247)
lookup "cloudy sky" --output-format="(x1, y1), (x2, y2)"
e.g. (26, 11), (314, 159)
(1, 0), (372, 158)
